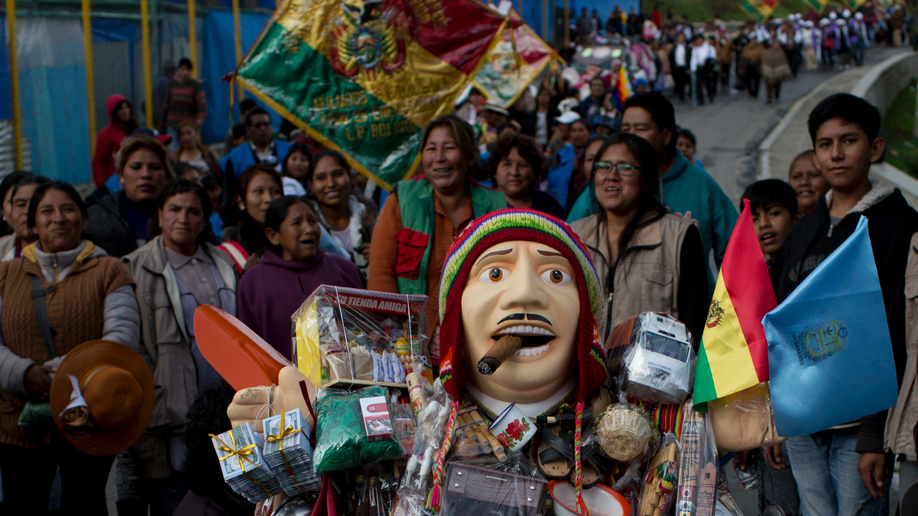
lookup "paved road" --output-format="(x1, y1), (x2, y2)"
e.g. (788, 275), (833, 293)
(673, 46), (907, 206)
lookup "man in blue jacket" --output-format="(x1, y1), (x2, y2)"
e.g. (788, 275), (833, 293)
(615, 92), (737, 293)
(219, 107), (291, 222)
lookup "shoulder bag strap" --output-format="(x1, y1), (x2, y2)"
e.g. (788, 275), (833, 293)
(30, 275), (57, 359)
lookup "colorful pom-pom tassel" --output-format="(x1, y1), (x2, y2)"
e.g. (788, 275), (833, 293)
(426, 400), (458, 513)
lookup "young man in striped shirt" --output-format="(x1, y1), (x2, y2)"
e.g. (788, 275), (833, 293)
(161, 58), (207, 147)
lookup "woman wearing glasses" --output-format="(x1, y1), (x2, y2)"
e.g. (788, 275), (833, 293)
(569, 133), (708, 346)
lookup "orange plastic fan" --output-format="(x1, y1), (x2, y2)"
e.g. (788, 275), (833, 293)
(193, 305), (293, 390)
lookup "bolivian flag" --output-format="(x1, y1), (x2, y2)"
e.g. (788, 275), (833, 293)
(472, 9), (557, 108)
(740, 0), (779, 20)
(694, 200), (777, 410)
(804, 0), (828, 12)
(234, 0), (506, 190)
(612, 64), (633, 112)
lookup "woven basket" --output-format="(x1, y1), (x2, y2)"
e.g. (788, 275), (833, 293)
(596, 405), (653, 461)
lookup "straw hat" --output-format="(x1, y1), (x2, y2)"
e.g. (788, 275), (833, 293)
(50, 340), (154, 457)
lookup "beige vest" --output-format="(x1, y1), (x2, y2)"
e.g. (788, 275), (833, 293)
(886, 233), (918, 460)
(570, 212), (691, 340)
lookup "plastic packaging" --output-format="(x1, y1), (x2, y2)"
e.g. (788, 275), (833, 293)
(312, 386), (405, 473)
(390, 391), (417, 456)
(270, 492), (319, 516)
(439, 456), (547, 516)
(638, 432), (679, 516)
(595, 403), (658, 462)
(732, 450), (762, 491)
(452, 401), (510, 461)
(675, 400), (718, 516)
(356, 476), (388, 516)
(716, 473), (744, 516)
(620, 313), (695, 405)
(394, 378), (450, 516)
(627, 396), (688, 439)
(708, 381), (785, 452)
(292, 286), (432, 388)
(610, 461), (643, 512)
(17, 401), (52, 426)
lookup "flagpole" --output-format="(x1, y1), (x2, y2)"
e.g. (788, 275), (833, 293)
(188, 0), (197, 79)
(542, 0), (547, 39)
(142, 0), (154, 127)
(233, 0), (244, 100)
(82, 0), (96, 161)
(563, 0), (569, 42)
(6, 0), (20, 169)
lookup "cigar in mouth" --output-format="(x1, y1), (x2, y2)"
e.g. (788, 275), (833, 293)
(477, 335), (523, 376)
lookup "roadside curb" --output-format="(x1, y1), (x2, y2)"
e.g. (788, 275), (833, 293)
(757, 50), (915, 182)
(757, 82), (830, 179)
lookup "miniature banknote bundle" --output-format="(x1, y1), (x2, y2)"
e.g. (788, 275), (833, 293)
(263, 408), (321, 494)
(211, 422), (281, 503)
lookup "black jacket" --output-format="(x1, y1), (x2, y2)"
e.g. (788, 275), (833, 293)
(669, 43), (690, 70)
(84, 191), (141, 259)
(771, 187), (918, 453)
(510, 110), (537, 138)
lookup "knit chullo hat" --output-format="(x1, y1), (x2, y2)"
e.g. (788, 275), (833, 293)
(427, 208), (608, 513)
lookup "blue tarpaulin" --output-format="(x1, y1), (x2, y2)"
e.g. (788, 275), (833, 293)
(201, 10), (281, 144)
(92, 18), (141, 42)
(161, 0), (278, 11)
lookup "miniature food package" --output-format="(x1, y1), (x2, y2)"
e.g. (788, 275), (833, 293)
(312, 386), (405, 473)
(293, 286), (432, 388)
(360, 395), (395, 442)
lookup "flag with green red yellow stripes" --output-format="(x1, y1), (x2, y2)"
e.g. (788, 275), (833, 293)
(740, 0), (780, 20)
(234, 0), (506, 189)
(804, 0), (828, 12)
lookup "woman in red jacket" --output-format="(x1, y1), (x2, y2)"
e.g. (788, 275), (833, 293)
(92, 94), (138, 186)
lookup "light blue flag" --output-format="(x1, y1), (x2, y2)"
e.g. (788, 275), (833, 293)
(762, 216), (898, 437)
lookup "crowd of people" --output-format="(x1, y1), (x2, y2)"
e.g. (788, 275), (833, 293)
(564, 2), (915, 107)
(0, 1), (916, 514)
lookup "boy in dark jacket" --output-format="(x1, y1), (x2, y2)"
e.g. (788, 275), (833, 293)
(771, 93), (918, 515)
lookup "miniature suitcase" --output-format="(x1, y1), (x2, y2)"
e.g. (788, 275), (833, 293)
(443, 462), (547, 516)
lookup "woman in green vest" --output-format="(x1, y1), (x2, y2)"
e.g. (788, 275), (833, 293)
(368, 114), (506, 364)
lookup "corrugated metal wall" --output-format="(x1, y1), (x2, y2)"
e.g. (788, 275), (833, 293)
(17, 17), (90, 184)
(93, 41), (135, 136)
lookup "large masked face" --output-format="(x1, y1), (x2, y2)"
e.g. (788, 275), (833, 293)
(461, 240), (581, 404)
